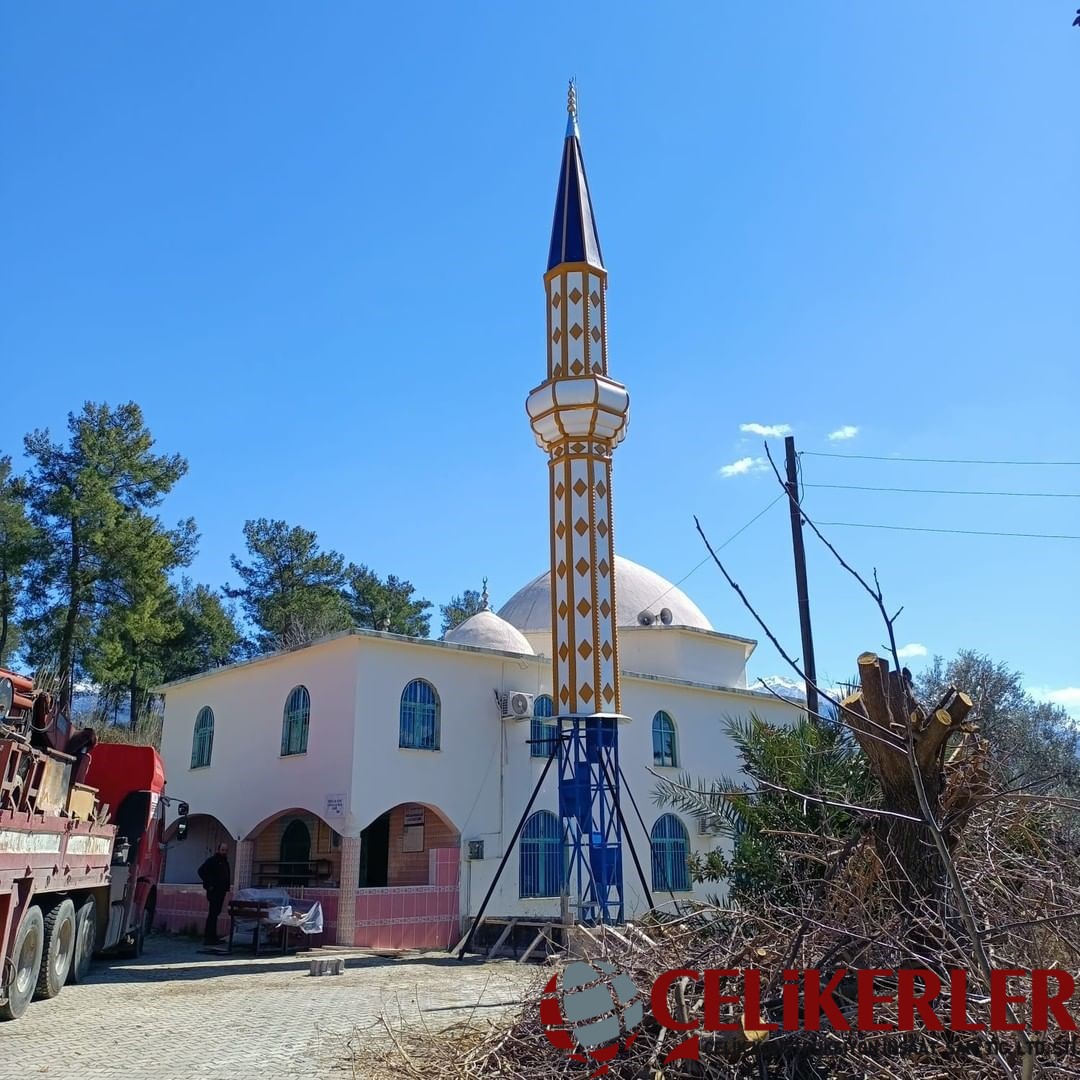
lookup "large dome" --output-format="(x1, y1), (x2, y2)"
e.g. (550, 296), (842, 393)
(443, 609), (535, 654)
(498, 556), (714, 634)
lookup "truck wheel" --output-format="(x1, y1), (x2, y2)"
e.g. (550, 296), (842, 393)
(67, 898), (97, 985)
(0, 905), (44, 1020)
(35, 898), (76, 999)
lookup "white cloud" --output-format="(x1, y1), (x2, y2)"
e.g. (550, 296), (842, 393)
(1029, 687), (1080, 719)
(740, 422), (792, 438)
(719, 456), (767, 478)
(827, 425), (860, 441)
(896, 643), (928, 660)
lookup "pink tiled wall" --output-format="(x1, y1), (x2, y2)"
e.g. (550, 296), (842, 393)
(156, 884), (340, 940)
(353, 847), (461, 950)
(156, 850), (460, 951)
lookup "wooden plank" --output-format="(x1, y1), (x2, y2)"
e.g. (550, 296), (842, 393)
(518, 924), (552, 964)
(487, 919), (517, 958)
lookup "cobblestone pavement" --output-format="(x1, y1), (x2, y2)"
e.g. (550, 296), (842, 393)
(0, 934), (534, 1079)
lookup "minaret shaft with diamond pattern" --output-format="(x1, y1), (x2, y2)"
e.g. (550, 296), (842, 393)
(527, 88), (629, 718)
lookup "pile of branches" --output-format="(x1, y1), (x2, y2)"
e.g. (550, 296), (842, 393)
(361, 449), (1080, 1079)
(362, 713), (1080, 1079)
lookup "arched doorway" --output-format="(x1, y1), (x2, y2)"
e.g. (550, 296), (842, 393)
(279, 819), (312, 885)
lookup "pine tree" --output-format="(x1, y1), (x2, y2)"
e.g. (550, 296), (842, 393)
(0, 456), (36, 666)
(159, 580), (243, 682)
(346, 565), (432, 638)
(225, 519), (352, 652)
(22, 402), (189, 714)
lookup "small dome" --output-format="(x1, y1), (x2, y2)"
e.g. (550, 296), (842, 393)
(498, 555), (714, 633)
(443, 609), (536, 654)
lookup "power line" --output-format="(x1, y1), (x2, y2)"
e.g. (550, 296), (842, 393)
(641, 492), (787, 612)
(805, 482), (1080, 499)
(815, 520), (1080, 541)
(803, 451), (1080, 467)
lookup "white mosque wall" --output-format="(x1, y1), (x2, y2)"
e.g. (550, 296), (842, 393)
(159, 634), (359, 841)
(618, 626), (752, 688)
(159, 629), (801, 923)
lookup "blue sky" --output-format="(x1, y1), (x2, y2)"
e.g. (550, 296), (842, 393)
(2, 4), (1077, 713)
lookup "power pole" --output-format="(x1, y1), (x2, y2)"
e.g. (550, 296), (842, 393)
(784, 436), (819, 719)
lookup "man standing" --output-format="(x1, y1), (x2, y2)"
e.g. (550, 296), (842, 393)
(198, 842), (231, 946)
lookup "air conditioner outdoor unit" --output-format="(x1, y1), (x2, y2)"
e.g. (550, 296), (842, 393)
(501, 691), (534, 719)
(467, 839), (485, 861)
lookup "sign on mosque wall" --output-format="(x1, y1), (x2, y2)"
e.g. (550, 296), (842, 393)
(325, 793), (345, 819)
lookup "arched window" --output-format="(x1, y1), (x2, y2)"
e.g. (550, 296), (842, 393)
(651, 814), (691, 892)
(191, 706), (214, 768)
(520, 810), (565, 898)
(281, 685), (310, 756)
(530, 694), (556, 758)
(399, 679), (440, 750)
(652, 710), (678, 767)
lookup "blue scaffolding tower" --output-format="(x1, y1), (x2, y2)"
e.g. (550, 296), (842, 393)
(557, 716), (624, 925)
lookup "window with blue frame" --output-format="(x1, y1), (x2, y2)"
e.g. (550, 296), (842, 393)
(191, 706), (214, 768)
(281, 685), (310, 756)
(530, 694), (556, 758)
(650, 813), (691, 892)
(399, 679), (440, 750)
(651, 710), (678, 767)
(520, 810), (565, 898)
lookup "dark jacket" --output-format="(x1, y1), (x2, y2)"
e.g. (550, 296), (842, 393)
(198, 853), (231, 894)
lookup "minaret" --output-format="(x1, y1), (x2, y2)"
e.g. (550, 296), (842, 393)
(527, 82), (629, 718)
(527, 83), (629, 924)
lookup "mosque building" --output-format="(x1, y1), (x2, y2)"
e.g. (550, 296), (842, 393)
(154, 90), (798, 951)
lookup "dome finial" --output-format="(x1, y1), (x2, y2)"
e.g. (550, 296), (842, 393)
(481, 576), (491, 611)
(566, 78), (579, 137)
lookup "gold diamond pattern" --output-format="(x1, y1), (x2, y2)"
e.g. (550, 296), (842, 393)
(600, 599), (611, 617)
(552, 327), (562, 344)
(602, 684), (614, 703)
(598, 558), (609, 576)
(558, 642), (569, 660)
(571, 442), (585, 453)
(552, 292), (562, 308)
(577, 598), (591, 617)
(569, 323), (583, 340)
(591, 326), (601, 342)
(570, 360), (583, 374)
(574, 518), (588, 536)
(597, 519), (608, 538)
(569, 287), (582, 304)
(555, 482), (565, 498)
(596, 481), (607, 498)
(590, 290), (600, 306)
(558, 600), (568, 619)
(557, 561), (567, 579)
(579, 684), (594, 704)
(578, 641), (592, 660)
(601, 641), (613, 660)
(560, 686), (570, 704)
(575, 557), (589, 576)
(573, 479), (587, 496)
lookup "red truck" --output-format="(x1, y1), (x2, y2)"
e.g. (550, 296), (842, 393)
(0, 668), (187, 1020)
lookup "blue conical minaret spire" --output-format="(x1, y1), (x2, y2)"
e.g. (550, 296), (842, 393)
(547, 80), (604, 272)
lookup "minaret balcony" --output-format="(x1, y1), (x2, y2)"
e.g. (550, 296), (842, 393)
(526, 375), (629, 452)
